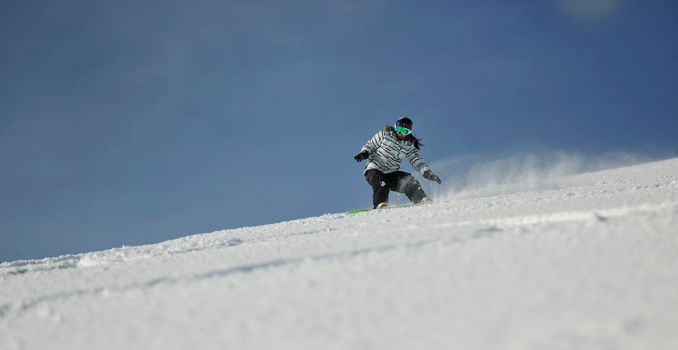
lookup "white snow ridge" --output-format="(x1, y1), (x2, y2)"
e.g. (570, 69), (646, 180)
(1, 158), (678, 350)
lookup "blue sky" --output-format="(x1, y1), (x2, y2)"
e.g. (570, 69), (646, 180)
(1, 0), (677, 261)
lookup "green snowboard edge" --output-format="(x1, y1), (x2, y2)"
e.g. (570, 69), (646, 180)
(346, 209), (372, 215)
(346, 202), (426, 215)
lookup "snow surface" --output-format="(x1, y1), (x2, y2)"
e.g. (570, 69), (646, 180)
(1, 158), (678, 350)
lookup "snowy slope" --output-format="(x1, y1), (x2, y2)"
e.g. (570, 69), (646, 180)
(1, 158), (678, 350)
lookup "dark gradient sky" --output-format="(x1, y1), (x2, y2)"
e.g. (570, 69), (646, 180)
(1, 0), (677, 261)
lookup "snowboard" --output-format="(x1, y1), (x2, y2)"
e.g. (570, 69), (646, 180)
(346, 202), (427, 215)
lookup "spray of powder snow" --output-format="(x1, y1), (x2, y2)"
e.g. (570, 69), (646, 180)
(418, 151), (654, 201)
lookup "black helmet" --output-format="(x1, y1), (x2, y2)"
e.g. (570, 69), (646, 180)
(395, 116), (413, 130)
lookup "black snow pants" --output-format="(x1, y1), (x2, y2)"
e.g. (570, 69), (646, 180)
(364, 169), (428, 208)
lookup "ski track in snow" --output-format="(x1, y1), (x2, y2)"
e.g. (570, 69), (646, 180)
(1, 158), (678, 350)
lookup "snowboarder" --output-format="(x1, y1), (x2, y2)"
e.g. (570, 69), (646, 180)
(354, 117), (442, 209)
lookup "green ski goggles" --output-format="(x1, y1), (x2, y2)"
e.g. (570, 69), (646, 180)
(395, 124), (412, 136)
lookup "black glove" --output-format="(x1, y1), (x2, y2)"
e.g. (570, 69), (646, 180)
(354, 150), (369, 162)
(423, 170), (442, 184)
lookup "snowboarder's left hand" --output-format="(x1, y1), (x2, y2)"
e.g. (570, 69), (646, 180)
(423, 170), (442, 184)
(354, 150), (369, 162)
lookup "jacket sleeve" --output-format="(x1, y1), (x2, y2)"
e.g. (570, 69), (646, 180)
(361, 130), (384, 155)
(405, 148), (431, 175)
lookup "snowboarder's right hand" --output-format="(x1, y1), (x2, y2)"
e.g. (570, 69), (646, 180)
(423, 170), (442, 184)
(354, 150), (369, 162)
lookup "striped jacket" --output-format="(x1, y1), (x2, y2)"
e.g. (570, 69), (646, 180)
(360, 126), (431, 175)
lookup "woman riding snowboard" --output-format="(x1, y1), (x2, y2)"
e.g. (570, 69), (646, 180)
(354, 117), (442, 209)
